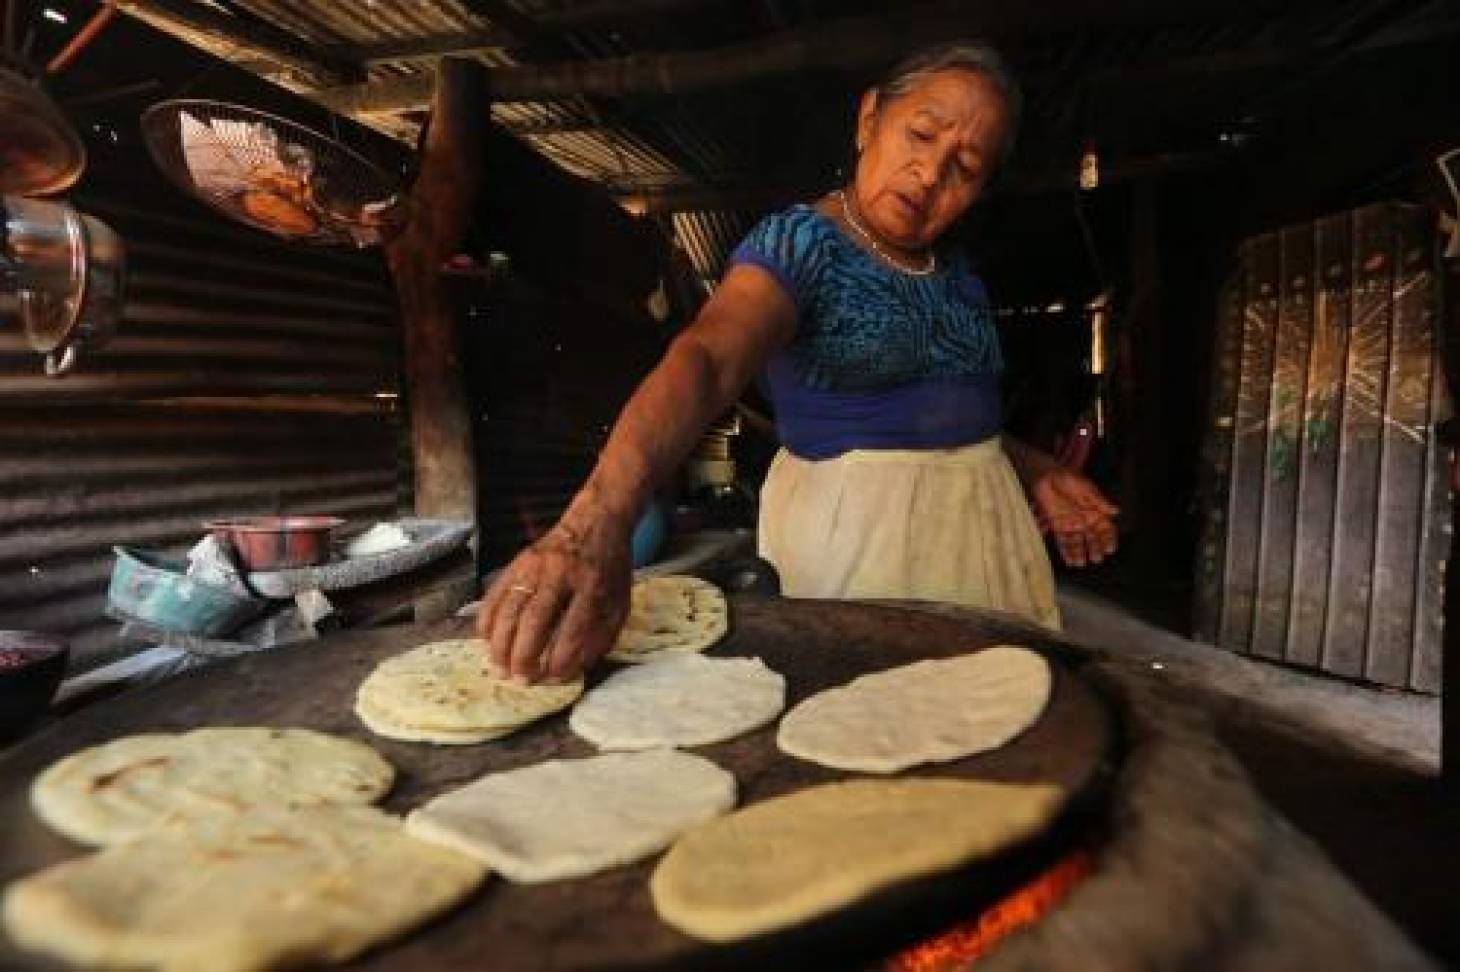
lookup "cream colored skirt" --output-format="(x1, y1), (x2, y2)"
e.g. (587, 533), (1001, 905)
(757, 438), (1061, 630)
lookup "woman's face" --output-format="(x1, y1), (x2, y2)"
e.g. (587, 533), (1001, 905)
(851, 68), (1009, 253)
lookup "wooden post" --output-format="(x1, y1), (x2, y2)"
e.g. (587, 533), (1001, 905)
(1118, 179), (1166, 574)
(386, 57), (487, 618)
(1442, 258), (1460, 790)
(1446, 467), (1457, 789)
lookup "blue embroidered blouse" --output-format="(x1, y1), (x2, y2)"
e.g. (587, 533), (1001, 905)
(728, 204), (1005, 460)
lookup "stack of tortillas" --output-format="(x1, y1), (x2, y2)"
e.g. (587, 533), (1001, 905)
(570, 655), (786, 750)
(4, 805), (485, 972)
(777, 645), (1053, 773)
(650, 778), (1066, 942)
(607, 575), (728, 663)
(6, 728), (487, 972)
(407, 749), (736, 883)
(29, 727), (395, 846)
(355, 638), (583, 744)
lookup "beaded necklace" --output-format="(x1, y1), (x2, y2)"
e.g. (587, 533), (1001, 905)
(835, 189), (937, 276)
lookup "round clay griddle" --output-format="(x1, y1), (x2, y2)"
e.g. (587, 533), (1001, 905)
(0, 597), (1118, 971)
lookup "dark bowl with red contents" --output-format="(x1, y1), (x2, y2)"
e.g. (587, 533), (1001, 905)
(0, 631), (69, 743)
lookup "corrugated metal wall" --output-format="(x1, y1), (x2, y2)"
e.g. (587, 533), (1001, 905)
(0, 184), (405, 671)
(1194, 202), (1451, 693)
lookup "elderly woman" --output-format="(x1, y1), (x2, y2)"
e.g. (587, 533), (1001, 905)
(480, 41), (1118, 683)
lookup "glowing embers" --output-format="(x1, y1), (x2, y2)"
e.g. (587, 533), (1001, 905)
(884, 848), (1096, 971)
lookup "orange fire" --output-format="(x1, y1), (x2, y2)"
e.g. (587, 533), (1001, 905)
(884, 849), (1096, 972)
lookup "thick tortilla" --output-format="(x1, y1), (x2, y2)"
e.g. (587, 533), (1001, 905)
(407, 749), (736, 883)
(353, 693), (514, 747)
(569, 655), (785, 751)
(776, 646), (1052, 773)
(650, 778), (1065, 942)
(355, 639), (582, 743)
(30, 728), (394, 847)
(3, 805), (485, 972)
(607, 575), (728, 663)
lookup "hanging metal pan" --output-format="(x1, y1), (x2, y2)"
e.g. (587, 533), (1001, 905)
(3, 196), (125, 375)
(0, 67), (86, 197)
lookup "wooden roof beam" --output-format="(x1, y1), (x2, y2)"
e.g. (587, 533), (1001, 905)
(314, 10), (990, 114)
(109, 0), (362, 84)
(332, 0), (717, 65)
(334, 26), (513, 65)
(310, 0), (1380, 115)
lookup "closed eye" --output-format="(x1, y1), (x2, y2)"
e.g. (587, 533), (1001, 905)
(955, 152), (984, 181)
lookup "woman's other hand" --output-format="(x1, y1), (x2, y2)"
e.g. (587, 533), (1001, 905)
(476, 511), (632, 685)
(1029, 468), (1119, 567)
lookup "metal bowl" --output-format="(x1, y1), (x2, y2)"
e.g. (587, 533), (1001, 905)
(0, 631), (69, 742)
(205, 515), (345, 571)
(4, 196), (127, 376)
(108, 546), (263, 636)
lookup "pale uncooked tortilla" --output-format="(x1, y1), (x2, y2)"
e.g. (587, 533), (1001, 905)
(650, 778), (1065, 942)
(355, 639), (582, 743)
(3, 805), (486, 972)
(31, 728), (394, 847)
(569, 655), (785, 751)
(406, 749), (736, 883)
(607, 575), (728, 663)
(776, 645), (1052, 773)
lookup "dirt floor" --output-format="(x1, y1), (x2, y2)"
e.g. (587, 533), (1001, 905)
(1215, 710), (1458, 968)
(1059, 580), (1457, 968)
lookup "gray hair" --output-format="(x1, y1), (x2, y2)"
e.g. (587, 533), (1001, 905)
(874, 41), (1022, 165)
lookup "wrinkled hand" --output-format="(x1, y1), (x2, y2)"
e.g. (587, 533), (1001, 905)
(477, 516), (632, 684)
(1029, 469), (1119, 567)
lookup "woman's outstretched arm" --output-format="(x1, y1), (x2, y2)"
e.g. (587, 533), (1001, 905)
(478, 265), (796, 683)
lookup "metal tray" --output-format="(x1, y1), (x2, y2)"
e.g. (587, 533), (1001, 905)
(245, 518), (472, 597)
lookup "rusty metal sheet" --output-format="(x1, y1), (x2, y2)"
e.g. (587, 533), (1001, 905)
(1196, 203), (1451, 692)
(1193, 276), (1243, 643)
(1250, 225), (1314, 657)
(1285, 212), (1350, 668)
(1365, 206), (1439, 686)
(1217, 230), (1278, 653)
(0, 185), (406, 672)
(1411, 265), (1452, 694)
(1323, 205), (1394, 677)
(0, 405), (403, 668)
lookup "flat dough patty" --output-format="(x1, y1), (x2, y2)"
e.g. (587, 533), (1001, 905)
(777, 645), (1052, 773)
(570, 655), (785, 750)
(650, 778), (1065, 942)
(3, 805), (485, 972)
(31, 728), (394, 846)
(407, 749), (736, 883)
